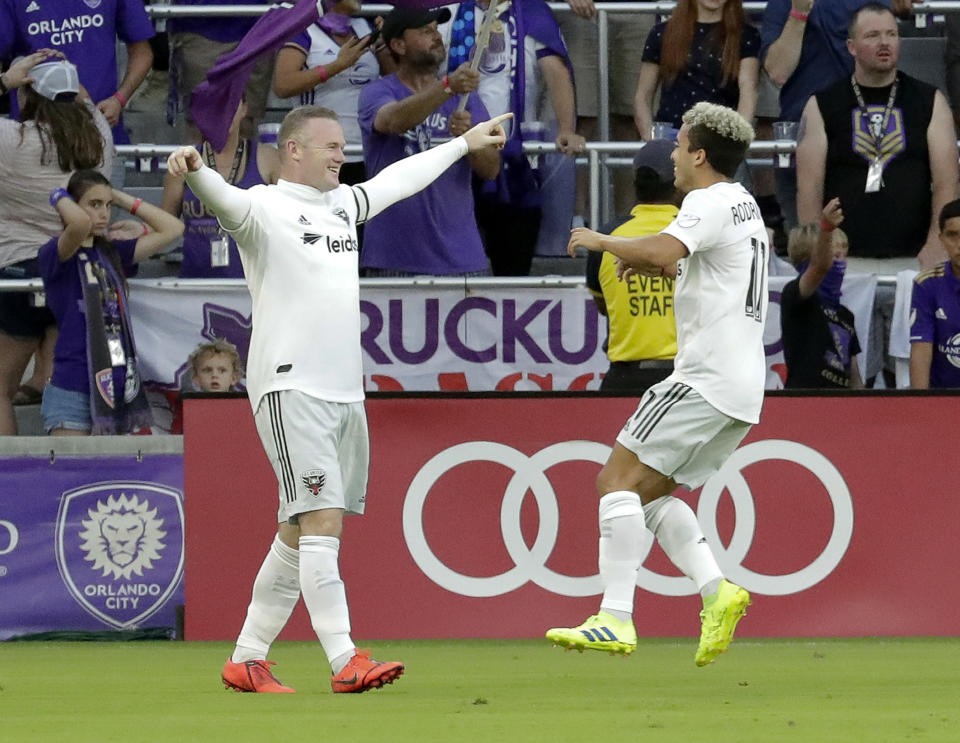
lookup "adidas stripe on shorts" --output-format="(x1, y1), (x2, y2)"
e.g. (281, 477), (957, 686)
(253, 389), (369, 523)
(616, 380), (752, 490)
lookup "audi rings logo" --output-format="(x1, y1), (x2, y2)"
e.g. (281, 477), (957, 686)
(402, 439), (853, 598)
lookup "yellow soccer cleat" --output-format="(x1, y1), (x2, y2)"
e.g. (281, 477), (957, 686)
(695, 579), (751, 667)
(546, 611), (637, 656)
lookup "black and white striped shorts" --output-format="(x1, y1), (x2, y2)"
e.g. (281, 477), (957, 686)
(253, 390), (369, 523)
(616, 380), (751, 490)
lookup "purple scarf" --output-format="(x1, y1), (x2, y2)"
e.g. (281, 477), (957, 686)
(77, 245), (153, 435)
(192, 0), (453, 150)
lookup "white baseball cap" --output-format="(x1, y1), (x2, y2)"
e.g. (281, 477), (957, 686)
(29, 60), (80, 101)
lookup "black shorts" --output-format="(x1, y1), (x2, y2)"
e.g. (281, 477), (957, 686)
(0, 259), (56, 339)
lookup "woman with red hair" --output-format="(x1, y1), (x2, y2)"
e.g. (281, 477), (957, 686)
(633, 0), (759, 142)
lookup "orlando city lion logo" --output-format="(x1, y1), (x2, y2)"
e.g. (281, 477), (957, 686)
(301, 469), (326, 496)
(55, 482), (184, 630)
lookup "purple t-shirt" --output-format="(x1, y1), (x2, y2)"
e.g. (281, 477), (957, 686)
(38, 236), (138, 394)
(910, 261), (960, 388)
(358, 75), (489, 275)
(180, 140), (265, 278)
(167, 0), (268, 43)
(0, 0), (155, 144)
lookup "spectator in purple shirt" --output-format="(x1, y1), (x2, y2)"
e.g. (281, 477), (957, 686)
(0, 0), (154, 145)
(358, 7), (500, 276)
(910, 199), (960, 389)
(39, 170), (184, 435)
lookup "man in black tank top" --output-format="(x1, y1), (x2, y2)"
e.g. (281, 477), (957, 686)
(793, 2), (958, 384)
(795, 2), (957, 267)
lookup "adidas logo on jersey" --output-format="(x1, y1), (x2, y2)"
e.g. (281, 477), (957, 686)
(936, 308), (948, 320)
(298, 214), (312, 225)
(26, 0), (40, 10)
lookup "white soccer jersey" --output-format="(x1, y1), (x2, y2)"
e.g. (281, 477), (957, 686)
(660, 181), (769, 423)
(225, 179), (371, 411)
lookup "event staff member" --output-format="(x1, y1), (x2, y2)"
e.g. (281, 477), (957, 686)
(167, 104), (510, 694)
(586, 139), (679, 393)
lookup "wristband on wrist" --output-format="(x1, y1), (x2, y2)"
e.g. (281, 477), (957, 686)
(789, 9), (809, 22)
(49, 188), (70, 208)
(315, 65), (328, 83)
(442, 75), (454, 96)
(141, 222), (150, 236)
(0, 73), (9, 96)
(130, 198), (143, 216)
(112, 91), (128, 107)
(820, 218), (836, 232)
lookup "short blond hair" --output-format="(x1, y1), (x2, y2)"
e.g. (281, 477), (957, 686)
(277, 105), (339, 151)
(188, 338), (243, 377)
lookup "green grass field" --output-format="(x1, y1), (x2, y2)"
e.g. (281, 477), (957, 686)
(1, 638), (957, 742)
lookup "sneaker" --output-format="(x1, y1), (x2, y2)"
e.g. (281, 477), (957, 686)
(695, 579), (751, 667)
(545, 611), (637, 655)
(331, 649), (404, 693)
(221, 658), (295, 693)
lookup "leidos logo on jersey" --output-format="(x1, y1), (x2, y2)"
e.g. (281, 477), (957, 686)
(301, 232), (359, 253)
(55, 483), (184, 630)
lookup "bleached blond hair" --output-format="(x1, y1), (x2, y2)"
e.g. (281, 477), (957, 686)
(682, 102), (755, 144)
(681, 102), (754, 177)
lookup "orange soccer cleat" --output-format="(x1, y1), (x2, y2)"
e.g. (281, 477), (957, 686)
(330, 649), (404, 693)
(222, 658), (296, 693)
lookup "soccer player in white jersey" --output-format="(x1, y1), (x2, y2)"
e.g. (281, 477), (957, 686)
(547, 101), (769, 666)
(167, 106), (509, 694)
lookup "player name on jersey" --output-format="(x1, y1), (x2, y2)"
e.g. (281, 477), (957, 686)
(730, 200), (762, 226)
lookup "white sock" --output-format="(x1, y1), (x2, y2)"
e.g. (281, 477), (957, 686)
(298, 535), (355, 672)
(597, 491), (646, 618)
(643, 496), (723, 596)
(232, 535), (301, 663)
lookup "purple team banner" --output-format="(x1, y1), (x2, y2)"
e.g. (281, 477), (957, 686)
(0, 455), (184, 640)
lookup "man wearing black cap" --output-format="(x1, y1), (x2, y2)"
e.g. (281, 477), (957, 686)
(585, 139), (680, 393)
(357, 6), (500, 276)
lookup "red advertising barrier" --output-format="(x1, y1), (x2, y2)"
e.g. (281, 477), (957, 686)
(184, 394), (960, 640)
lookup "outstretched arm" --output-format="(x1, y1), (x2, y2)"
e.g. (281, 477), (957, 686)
(567, 226), (689, 271)
(358, 113), (510, 221)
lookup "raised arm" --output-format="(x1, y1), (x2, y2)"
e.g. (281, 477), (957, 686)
(50, 191), (93, 262)
(373, 63), (478, 134)
(797, 197), (842, 299)
(109, 190), (185, 262)
(762, 0), (813, 86)
(168, 146), (254, 230)
(795, 95), (827, 224)
(359, 113), (510, 220)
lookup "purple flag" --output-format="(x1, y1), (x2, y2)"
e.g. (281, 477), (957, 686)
(191, 0), (452, 150)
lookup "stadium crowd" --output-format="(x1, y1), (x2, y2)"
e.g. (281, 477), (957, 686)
(1, 0), (960, 436)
